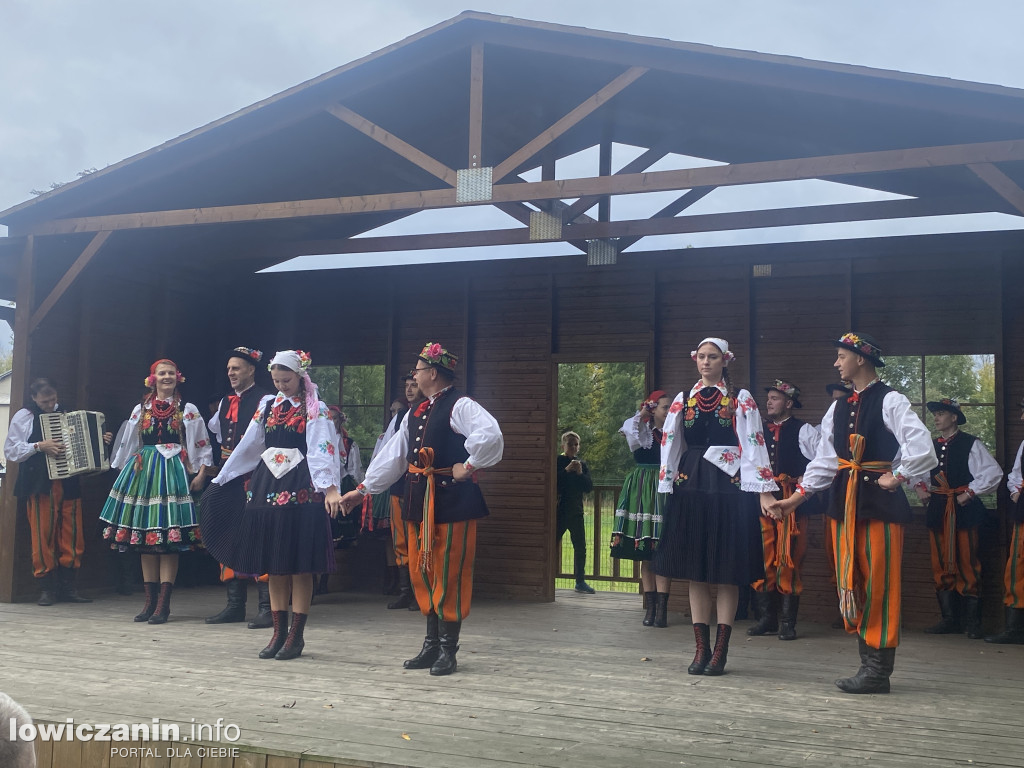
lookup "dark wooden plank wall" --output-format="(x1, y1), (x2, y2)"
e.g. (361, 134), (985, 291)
(7, 241), (1022, 634)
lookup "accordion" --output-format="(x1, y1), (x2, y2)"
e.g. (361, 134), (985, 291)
(39, 410), (110, 480)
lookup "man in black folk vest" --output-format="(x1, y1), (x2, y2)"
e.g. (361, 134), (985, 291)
(4, 378), (110, 605)
(749, 380), (819, 641)
(342, 342), (504, 676)
(204, 347), (274, 628)
(914, 397), (1002, 638)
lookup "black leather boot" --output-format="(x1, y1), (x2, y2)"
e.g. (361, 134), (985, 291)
(384, 565), (400, 595)
(985, 607), (1024, 644)
(404, 613), (441, 669)
(652, 592), (670, 628)
(258, 610), (288, 659)
(835, 637), (893, 694)
(924, 589), (961, 634)
(275, 612), (307, 660)
(747, 590), (778, 635)
(134, 582), (158, 621)
(962, 595), (983, 639)
(704, 624), (732, 676)
(688, 623), (711, 675)
(430, 620), (461, 676)
(57, 567), (92, 603)
(642, 591), (657, 626)
(205, 578), (247, 624)
(248, 581), (273, 629)
(778, 594), (800, 641)
(148, 582), (174, 624)
(388, 568), (415, 610)
(37, 572), (57, 606)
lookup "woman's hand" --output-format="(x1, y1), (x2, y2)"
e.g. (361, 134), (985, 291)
(325, 487), (344, 518)
(1013, 492), (1021, 504)
(189, 466), (209, 492)
(760, 491), (781, 519)
(338, 489), (363, 516)
(915, 485), (931, 502)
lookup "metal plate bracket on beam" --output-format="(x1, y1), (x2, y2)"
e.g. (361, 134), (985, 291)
(529, 210), (562, 240)
(587, 238), (619, 266)
(456, 167), (493, 202)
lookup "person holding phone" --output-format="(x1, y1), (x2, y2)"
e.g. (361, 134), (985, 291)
(557, 431), (595, 594)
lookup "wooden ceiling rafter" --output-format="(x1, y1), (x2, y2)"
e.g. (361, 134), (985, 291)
(968, 162), (1024, 216)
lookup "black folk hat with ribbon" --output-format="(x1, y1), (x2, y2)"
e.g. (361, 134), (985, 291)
(833, 332), (885, 368)
(765, 378), (803, 408)
(927, 397), (967, 425)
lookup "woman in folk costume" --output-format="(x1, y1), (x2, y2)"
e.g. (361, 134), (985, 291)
(100, 359), (214, 624)
(611, 390), (673, 627)
(655, 338), (778, 675)
(201, 350), (344, 660)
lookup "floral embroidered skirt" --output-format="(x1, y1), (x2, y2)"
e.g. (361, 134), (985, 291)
(653, 448), (765, 585)
(610, 463), (664, 561)
(99, 446), (201, 553)
(200, 462), (335, 575)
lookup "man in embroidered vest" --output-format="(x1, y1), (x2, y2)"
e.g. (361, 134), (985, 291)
(4, 378), (110, 605)
(341, 342), (504, 676)
(771, 333), (936, 694)
(914, 398), (1002, 639)
(748, 379), (819, 641)
(204, 347), (274, 628)
(986, 397), (1024, 644)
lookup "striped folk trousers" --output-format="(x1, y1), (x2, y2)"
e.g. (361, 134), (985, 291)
(25, 480), (85, 577)
(752, 515), (809, 595)
(1002, 522), (1024, 608)
(928, 527), (981, 597)
(391, 495), (411, 568)
(828, 517), (904, 649)
(406, 519), (477, 622)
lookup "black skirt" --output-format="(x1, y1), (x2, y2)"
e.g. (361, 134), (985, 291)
(653, 448), (765, 586)
(201, 462), (336, 576)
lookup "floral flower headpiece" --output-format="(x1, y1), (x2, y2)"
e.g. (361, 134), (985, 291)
(643, 390), (668, 411)
(690, 337), (735, 363)
(268, 350), (312, 373)
(765, 379), (802, 408)
(228, 346), (263, 365)
(419, 342), (458, 373)
(145, 359), (185, 388)
(834, 332), (884, 367)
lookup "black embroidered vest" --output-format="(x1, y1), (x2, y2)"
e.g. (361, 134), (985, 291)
(404, 388), (489, 524)
(925, 431), (987, 530)
(826, 382), (912, 524)
(633, 428), (662, 465)
(764, 418), (810, 478)
(12, 404), (81, 500)
(217, 385), (271, 459)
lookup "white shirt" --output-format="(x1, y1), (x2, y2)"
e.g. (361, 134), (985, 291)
(212, 393), (342, 492)
(620, 410), (656, 452)
(340, 437), (364, 484)
(4, 407), (46, 464)
(359, 391), (504, 495)
(801, 389), (937, 494)
(764, 417), (820, 463)
(658, 383), (779, 494)
(372, 411), (403, 460)
(108, 400), (214, 472)
(1007, 439), (1024, 495)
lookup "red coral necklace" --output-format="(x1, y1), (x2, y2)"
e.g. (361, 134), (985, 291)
(151, 397), (177, 420)
(695, 388), (723, 412)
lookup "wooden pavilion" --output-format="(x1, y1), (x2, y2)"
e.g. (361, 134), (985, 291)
(2, 12), (1024, 633)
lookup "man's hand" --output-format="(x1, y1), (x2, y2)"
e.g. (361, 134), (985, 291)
(453, 462), (473, 482)
(36, 439), (64, 457)
(102, 431), (114, 445)
(956, 491), (972, 506)
(1013, 492), (1021, 504)
(567, 459), (582, 475)
(339, 489), (364, 516)
(915, 485), (931, 502)
(876, 472), (901, 491)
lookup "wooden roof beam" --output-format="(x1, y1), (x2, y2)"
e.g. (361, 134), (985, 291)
(615, 186), (716, 251)
(29, 138), (1024, 235)
(491, 66), (648, 182)
(968, 162), (1024, 216)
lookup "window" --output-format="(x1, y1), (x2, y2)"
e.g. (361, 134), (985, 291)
(307, 364), (387, 457)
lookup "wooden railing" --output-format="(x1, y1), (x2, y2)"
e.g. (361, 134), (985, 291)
(556, 483), (642, 587)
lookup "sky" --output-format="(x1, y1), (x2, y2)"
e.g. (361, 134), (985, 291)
(2, 0), (1024, 341)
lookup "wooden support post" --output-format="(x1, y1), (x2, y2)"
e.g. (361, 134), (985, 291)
(29, 230), (111, 333)
(468, 43), (484, 169)
(0, 235), (35, 602)
(598, 139), (612, 222)
(969, 162), (1024, 215)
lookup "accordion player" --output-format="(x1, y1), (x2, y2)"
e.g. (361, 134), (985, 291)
(39, 410), (110, 479)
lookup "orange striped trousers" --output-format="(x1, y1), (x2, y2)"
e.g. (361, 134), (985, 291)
(928, 527), (981, 596)
(218, 565), (268, 583)
(828, 517), (904, 649)
(406, 519), (477, 622)
(391, 495), (410, 567)
(752, 515), (809, 595)
(1002, 522), (1024, 608)
(25, 481), (85, 577)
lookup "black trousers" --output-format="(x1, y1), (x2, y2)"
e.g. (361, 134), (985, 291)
(557, 512), (587, 582)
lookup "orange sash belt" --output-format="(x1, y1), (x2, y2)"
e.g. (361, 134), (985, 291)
(835, 434), (892, 623)
(930, 471), (970, 576)
(407, 447), (453, 575)
(773, 473), (797, 569)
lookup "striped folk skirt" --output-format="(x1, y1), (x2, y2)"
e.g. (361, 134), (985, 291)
(611, 463), (664, 561)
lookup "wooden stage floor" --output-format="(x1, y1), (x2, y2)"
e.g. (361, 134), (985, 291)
(2, 586), (1023, 768)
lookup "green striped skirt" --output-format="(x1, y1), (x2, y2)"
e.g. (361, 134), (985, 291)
(610, 463), (664, 561)
(99, 446), (201, 553)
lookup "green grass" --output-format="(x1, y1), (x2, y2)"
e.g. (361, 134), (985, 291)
(556, 489), (642, 594)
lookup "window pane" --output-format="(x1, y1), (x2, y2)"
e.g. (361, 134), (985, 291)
(307, 366), (340, 405)
(959, 406), (996, 454)
(924, 354), (994, 405)
(884, 356), (922, 404)
(342, 365), (385, 407)
(341, 405), (388, 458)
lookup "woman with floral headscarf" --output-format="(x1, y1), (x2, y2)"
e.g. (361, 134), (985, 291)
(100, 359), (214, 624)
(201, 350), (344, 660)
(655, 338), (778, 676)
